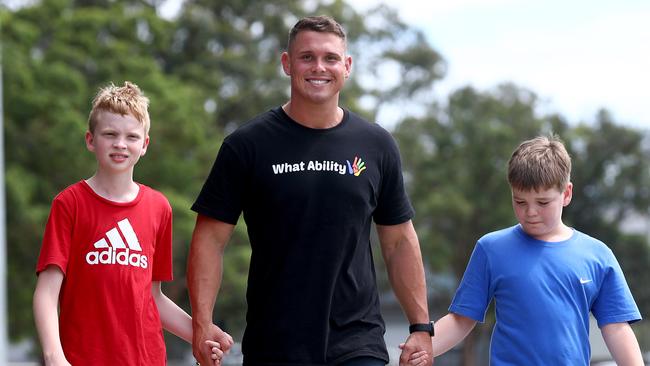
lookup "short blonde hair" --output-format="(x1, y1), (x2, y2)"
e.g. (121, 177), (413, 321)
(88, 81), (150, 135)
(508, 135), (571, 191)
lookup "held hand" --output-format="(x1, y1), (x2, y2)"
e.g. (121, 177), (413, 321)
(193, 323), (234, 366)
(209, 323), (234, 353)
(399, 332), (433, 366)
(399, 344), (430, 366)
(205, 340), (223, 365)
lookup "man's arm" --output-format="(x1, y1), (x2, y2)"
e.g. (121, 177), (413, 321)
(377, 220), (433, 365)
(187, 214), (236, 365)
(33, 265), (71, 366)
(601, 322), (644, 366)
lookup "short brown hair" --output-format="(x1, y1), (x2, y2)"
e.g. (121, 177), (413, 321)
(287, 15), (346, 52)
(508, 135), (571, 191)
(88, 81), (150, 135)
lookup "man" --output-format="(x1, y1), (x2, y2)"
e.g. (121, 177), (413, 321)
(188, 15), (433, 366)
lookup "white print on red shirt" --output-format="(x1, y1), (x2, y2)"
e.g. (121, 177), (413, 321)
(85, 218), (148, 269)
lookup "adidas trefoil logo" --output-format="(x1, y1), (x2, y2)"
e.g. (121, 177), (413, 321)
(85, 218), (148, 269)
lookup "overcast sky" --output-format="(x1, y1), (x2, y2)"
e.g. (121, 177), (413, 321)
(353, 0), (650, 130)
(159, 0), (649, 130)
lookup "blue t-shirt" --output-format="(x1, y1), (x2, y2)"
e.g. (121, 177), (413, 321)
(449, 225), (641, 365)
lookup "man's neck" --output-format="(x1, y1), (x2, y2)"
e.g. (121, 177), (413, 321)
(86, 172), (139, 202)
(282, 100), (344, 129)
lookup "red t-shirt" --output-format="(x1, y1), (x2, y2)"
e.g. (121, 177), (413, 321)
(36, 180), (173, 365)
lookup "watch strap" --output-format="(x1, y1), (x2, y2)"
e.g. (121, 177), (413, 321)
(409, 321), (435, 336)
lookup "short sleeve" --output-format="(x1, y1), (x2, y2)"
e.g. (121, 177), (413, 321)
(591, 251), (641, 326)
(36, 194), (74, 275)
(449, 242), (493, 322)
(151, 201), (173, 281)
(372, 134), (414, 225)
(192, 141), (247, 224)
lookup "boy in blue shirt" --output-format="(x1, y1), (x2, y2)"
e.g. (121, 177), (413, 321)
(409, 135), (643, 365)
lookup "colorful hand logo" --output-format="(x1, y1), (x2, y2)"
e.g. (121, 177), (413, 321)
(346, 156), (367, 176)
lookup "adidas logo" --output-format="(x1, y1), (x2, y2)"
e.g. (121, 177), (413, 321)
(85, 218), (148, 269)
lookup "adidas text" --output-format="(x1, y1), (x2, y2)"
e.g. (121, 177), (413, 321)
(86, 247), (148, 269)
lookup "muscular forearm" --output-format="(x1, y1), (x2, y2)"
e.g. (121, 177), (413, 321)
(187, 215), (232, 327)
(187, 215), (236, 364)
(379, 222), (429, 323)
(188, 244), (223, 327)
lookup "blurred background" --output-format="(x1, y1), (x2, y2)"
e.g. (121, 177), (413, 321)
(1, 0), (649, 365)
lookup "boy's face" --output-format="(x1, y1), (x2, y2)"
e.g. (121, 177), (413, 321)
(511, 184), (573, 241)
(85, 111), (149, 175)
(281, 30), (352, 107)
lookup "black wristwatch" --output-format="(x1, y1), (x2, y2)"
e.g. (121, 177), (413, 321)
(409, 321), (435, 336)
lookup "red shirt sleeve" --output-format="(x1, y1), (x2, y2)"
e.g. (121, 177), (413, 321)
(36, 191), (74, 275)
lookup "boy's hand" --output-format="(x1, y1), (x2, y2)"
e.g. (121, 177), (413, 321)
(205, 340), (223, 365)
(193, 323), (234, 366)
(399, 343), (430, 366)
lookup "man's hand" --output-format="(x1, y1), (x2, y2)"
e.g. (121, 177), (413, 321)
(399, 332), (433, 366)
(193, 322), (233, 365)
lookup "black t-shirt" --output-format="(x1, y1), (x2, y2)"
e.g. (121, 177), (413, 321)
(192, 107), (414, 365)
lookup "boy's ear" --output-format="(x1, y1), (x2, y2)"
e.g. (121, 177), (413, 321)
(140, 136), (150, 156)
(85, 131), (95, 152)
(562, 182), (573, 206)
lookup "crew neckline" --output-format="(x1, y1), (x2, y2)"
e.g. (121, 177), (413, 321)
(515, 224), (577, 247)
(80, 180), (144, 206)
(274, 106), (349, 133)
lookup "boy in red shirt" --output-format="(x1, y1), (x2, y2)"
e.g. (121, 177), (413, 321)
(33, 81), (230, 365)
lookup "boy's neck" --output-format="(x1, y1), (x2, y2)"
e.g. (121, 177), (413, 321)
(530, 223), (573, 242)
(85, 172), (139, 203)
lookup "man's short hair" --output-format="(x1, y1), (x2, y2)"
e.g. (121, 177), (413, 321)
(508, 135), (571, 191)
(287, 15), (347, 52)
(88, 81), (150, 135)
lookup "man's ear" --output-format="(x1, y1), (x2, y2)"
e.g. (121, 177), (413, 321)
(281, 52), (291, 76)
(344, 55), (352, 79)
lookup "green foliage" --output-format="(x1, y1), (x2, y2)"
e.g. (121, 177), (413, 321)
(394, 83), (564, 277)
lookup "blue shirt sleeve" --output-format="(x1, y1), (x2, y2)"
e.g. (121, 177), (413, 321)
(591, 249), (642, 327)
(449, 241), (493, 322)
